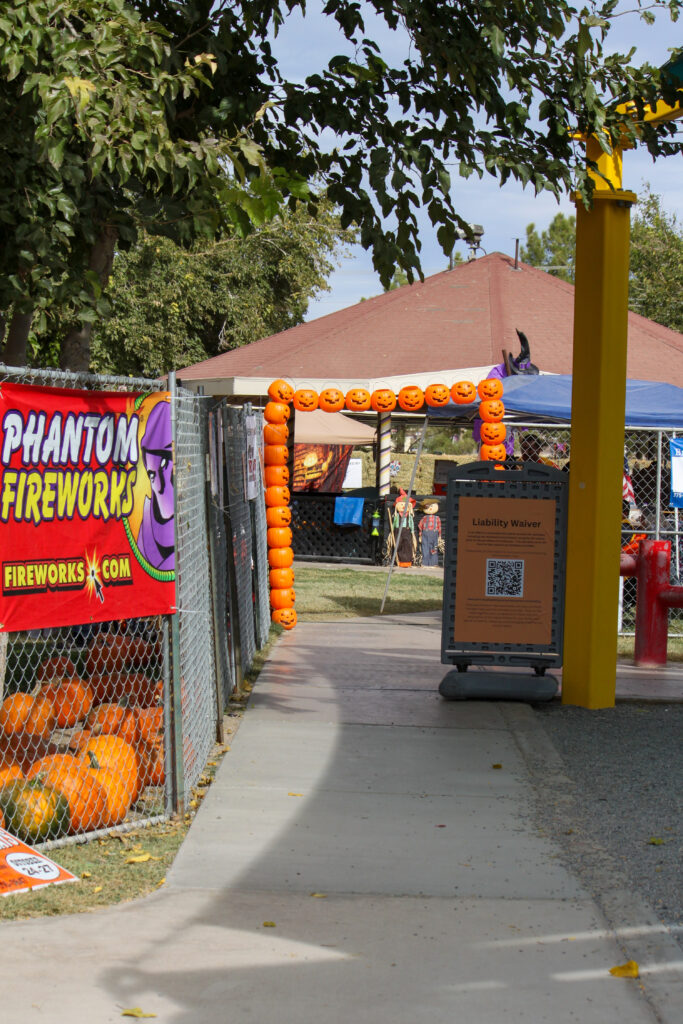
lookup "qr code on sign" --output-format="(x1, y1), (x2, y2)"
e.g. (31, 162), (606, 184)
(486, 558), (524, 597)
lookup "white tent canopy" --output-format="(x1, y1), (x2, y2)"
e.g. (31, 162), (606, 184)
(294, 409), (376, 445)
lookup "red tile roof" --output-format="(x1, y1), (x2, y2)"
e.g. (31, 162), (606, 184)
(179, 252), (683, 387)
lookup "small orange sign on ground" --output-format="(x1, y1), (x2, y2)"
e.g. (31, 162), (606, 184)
(0, 827), (78, 897)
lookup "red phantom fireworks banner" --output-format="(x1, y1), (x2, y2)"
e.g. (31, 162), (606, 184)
(0, 382), (176, 632)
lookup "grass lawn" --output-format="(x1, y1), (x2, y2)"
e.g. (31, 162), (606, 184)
(293, 565), (444, 619)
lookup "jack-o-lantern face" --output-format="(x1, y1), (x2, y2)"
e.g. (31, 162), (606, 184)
(268, 379), (294, 403)
(480, 421), (507, 445)
(267, 526), (293, 548)
(265, 485), (290, 507)
(398, 386), (424, 411)
(451, 380), (477, 405)
(270, 587), (296, 610)
(264, 465), (290, 487)
(477, 378), (504, 401)
(263, 422), (289, 445)
(424, 384), (451, 407)
(293, 389), (319, 412)
(346, 388), (372, 412)
(266, 505), (292, 528)
(319, 388), (345, 413)
(371, 389), (397, 412)
(479, 398), (505, 423)
(272, 607), (297, 629)
(480, 443), (508, 463)
(264, 444), (288, 466)
(264, 401), (291, 424)
(268, 545), (294, 569)
(269, 567), (294, 589)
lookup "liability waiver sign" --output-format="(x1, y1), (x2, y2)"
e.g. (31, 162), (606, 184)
(454, 495), (555, 646)
(0, 382), (176, 632)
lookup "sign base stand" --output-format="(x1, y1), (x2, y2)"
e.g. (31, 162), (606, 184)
(438, 669), (558, 702)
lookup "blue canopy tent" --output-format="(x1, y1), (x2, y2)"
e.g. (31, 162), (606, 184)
(428, 375), (683, 428)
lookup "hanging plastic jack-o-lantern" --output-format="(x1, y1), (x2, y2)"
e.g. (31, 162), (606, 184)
(480, 421), (507, 445)
(319, 388), (345, 413)
(272, 607), (297, 629)
(267, 526), (293, 548)
(346, 388), (372, 412)
(270, 587), (296, 610)
(265, 485), (290, 507)
(371, 389), (397, 412)
(424, 383), (451, 407)
(478, 398), (505, 423)
(266, 505), (292, 528)
(480, 443), (508, 463)
(398, 385), (424, 411)
(263, 422), (289, 445)
(451, 381), (477, 404)
(477, 378), (504, 401)
(293, 389), (319, 412)
(264, 444), (289, 465)
(264, 464), (290, 487)
(268, 546), (294, 569)
(264, 401), (291, 424)
(269, 567), (294, 589)
(268, 379), (294, 403)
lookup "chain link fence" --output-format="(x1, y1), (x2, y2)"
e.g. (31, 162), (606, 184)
(0, 364), (168, 847)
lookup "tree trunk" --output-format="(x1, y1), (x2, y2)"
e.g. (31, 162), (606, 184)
(1, 308), (34, 366)
(60, 225), (117, 372)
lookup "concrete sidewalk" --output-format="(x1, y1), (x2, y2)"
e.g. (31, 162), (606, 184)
(3, 612), (682, 1023)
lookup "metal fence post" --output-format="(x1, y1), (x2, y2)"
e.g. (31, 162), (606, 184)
(168, 370), (185, 815)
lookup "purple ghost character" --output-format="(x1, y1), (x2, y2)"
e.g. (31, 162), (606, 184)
(137, 401), (175, 571)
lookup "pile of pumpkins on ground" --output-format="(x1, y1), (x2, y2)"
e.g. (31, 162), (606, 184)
(0, 630), (164, 844)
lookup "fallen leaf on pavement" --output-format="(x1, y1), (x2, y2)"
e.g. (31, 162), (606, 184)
(609, 960), (639, 978)
(121, 1008), (157, 1018)
(263, 921), (276, 928)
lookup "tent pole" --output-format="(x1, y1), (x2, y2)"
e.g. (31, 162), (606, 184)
(380, 415), (428, 614)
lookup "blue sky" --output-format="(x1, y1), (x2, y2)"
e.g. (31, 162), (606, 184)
(267, 4), (682, 318)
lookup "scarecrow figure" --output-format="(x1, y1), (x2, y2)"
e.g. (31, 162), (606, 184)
(392, 490), (416, 567)
(418, 500), (441, 566)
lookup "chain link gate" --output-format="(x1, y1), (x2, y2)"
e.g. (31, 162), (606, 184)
(0, 364), (169, 848)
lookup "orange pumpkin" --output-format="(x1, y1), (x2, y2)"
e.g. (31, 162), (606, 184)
(138, 739), (165, 788)
(264, 444), (289, 466)
(293, 389), (319, 412)
(267, 379), (294, 403)
(272, 607), (297, 629)
(267, 526), (293, 548)
(371, 389), (397, 412)
(0, 693), (56, 741)
(135, 707), (164, 745)
(479, 398), (505, 423)
(78, 734), (143, 804)
(398, 386), (424, 411)
(36, 655), (76, 681)
(39, 678), (94, 729)
(268, 546), (294, 569)
(27, 758), (108, 835)
(0, 764), (23, 789)
(82, 750), (132, 825)
(480, 421), (507, 445)
(424, 383), (451, 407)
(266, 505), (292, 528)
(265, 485), (290, 507)
(263, 422), (289, 445)
(451, 380), (477, 404)
(480, 443), (508, 462)
(346, 388), (372, 412)
(264, 465), (290, 487)
(478, 378), (504, 401)
(27, 752), (85, 778)
(270, 587), (296, 610)
(264, 401), (291, 425)
(319, 388), (345, 413)
(269, 567), (294, 589)
(86, 703), (139, 747)
(84, 633), (158, 678)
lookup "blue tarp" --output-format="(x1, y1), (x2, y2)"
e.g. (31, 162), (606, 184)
(428, 375), (683, 428)
(333, 496), (364, 526)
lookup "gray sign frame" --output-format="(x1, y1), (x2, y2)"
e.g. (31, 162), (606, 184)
(441, 461), (568, 673)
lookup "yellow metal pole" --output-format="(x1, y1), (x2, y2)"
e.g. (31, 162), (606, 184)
(562, 141), (636, 708)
